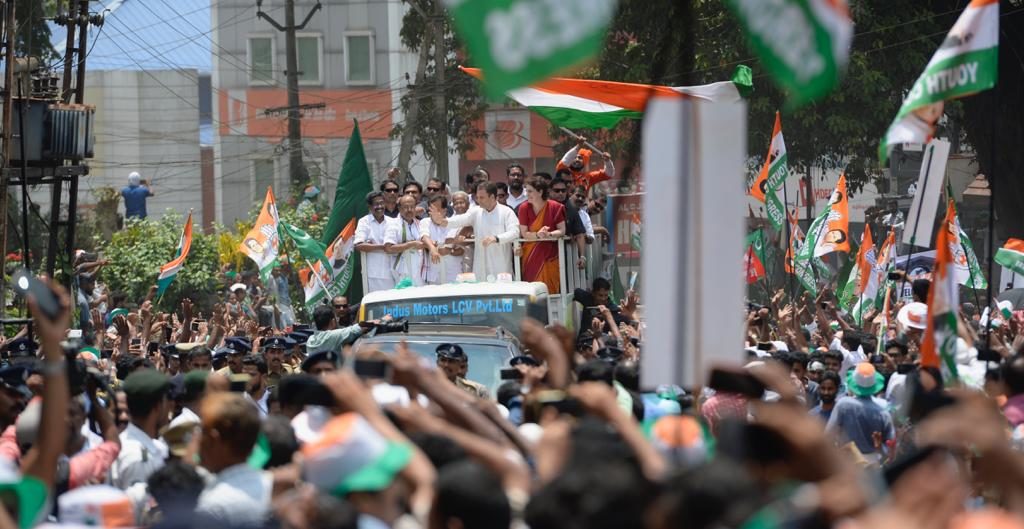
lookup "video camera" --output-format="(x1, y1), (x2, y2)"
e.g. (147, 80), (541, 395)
(372, 318), (408, 335)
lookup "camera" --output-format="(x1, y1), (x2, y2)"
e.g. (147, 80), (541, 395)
(374, 319), (408, 335)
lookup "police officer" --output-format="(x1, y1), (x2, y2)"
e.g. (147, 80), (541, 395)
(5, 337), (38, 368)
(301, 350), (341, 377)
(216, 337), (251, 376)
(435, 343), (488, 399)
(262, 336), (296, 387)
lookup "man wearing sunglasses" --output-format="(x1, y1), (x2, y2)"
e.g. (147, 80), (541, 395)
(379, 179), (401, 218)
(549, 178), (588, 270)
(331, 295), (355, 326)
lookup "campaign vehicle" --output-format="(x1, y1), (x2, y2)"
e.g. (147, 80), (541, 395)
(352, 323), (521, 395)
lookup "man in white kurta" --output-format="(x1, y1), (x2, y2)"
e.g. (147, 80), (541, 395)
(420, 197), (462, 285)
(354, 191), (396, 292)
(431, 183), (519, 280)
(384, 195), (426, 286)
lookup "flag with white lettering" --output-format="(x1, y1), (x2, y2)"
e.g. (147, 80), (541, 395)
(921, 200), (961, 383)
(727, 0), (853, 108)
(300, 219), (358, 309)
(749, 111), (790, 230)
(880, 0), (999, 163)
(444, 0), (618, 99)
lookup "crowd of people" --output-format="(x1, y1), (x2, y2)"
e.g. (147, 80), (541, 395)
(357, 138), (611, 294)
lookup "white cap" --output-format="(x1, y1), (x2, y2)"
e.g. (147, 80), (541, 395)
(897, 302), (928, 330)
(127, 171), (141, 185)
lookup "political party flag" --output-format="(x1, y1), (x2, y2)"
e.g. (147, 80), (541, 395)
(240, 187), (281, 282)
(813, 173), (850, 257)
(279, 222), (331, 273)
(784, 209), (803, 273)
(995, 239), (1024, 277)
(920, 200), (960, 383)
(322, 120), (374, 302)
(727, 0), (852, 108)
(795, 207), (830, 292)
(745, 230), (768, 284)
(945, 198), (988, 289)
(461, 65), (752, 129)
(300, 219), (358, 308)
(880, 0), (999, 162)
(840, 228), (875, 314)
(876, 283), (893, 350)
(749, 112), (791, 230)
(630, 213), (642, 252)
(446, 0), (617, 99)
(156, 211), (193, 297)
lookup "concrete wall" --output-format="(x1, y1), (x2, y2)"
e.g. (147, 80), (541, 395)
(212, 0), (425, 226)
(30, 69), (204, 226)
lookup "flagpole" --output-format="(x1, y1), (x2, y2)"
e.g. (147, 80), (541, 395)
(984, 86), (998, 341)
(782, 185), (794, 301)
(900, 143), (936, 302)
(305, 259), (335, 299)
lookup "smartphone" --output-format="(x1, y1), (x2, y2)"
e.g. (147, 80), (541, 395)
(755, 342), (773, 351)
(68, 329), (83, 339)
(976, 348), (1002, 363)
(887, 271), (902, 281)
(147, 341), (159, 354)
(130, 338), (142, 348)
(190, 320), (204, 332)
(12, 268), (60, 320)
(100, 349), (113, 359)
(870, 354), (884, 364)
(708, 367), (765, 398)
(500, 368), (523, 380)
(353, 359), (391, 380)
(896, 363), (916, 375)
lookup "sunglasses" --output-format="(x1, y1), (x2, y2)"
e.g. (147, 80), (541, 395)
(384, 188), (399, 193)
(551, 188), (567, 193)
(333, 303), (348, 309)
(427, 186), (442, 192)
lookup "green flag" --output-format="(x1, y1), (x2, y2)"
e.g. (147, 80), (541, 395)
(443, 0), (617, 99)
(726, 0), (852, 108)
(322, 120), (374, 302)
(280, 222), (331, 272)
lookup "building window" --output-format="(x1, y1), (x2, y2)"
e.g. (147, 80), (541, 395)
(296, 34), (322, 85)
(344, 32), (374, 85)
(248, 36), (275, 84)
(253, 159), (276, 202)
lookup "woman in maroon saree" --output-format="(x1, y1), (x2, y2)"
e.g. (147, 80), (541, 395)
(518, 176), (567, 293)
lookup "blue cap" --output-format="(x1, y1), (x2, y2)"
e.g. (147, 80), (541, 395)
(301, 350), (340, 372)
(225, 337), (252, 354)
(509, 355), (540, 367)
(287, 332), (310, 345)
(0, 366), (31, 399)
(212, 346), (233, 361)
(6, 337), (36, 358)
(263, 336), (290, 350)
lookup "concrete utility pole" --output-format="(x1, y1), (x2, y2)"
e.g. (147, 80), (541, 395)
(432, 1), (448, 189)
(257, 0), (321, 188)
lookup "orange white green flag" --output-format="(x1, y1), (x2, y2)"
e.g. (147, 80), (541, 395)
(880, 0), (999, 162)
(461, 65), (752, 130)
(995, 238), (1024, 276)
(812, 173), (851, 257)
(749, 112), (790, 230)
(300, 218), (358, 309)
(156, 211), (193, 297)
(240, 187), (281, 282)
(920, 200), (960, 383)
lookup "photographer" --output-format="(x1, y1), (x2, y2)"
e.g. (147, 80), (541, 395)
(304, 305), (391, 357)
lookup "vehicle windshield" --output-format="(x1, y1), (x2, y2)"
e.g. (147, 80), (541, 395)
(363, 294), (548, 335)
(363, 339), (511, 396)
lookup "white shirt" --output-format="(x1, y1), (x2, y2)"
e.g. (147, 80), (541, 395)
(355, 214), (394, 280)
(385, 216), (426, 286)
(580, 208), (595, 240)
(197, 463), (273, 525)
(506, 189), (528, 209)
(169, 406), (200, 429)
(419, 218), (460, 284)
(444, 205), (520, 279)
(245, 389), (271, 418)
(110, 423), (168, 519)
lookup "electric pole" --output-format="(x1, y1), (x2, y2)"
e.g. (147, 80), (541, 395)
(257, 0), (321, 189)
(432, 1), (449, 189)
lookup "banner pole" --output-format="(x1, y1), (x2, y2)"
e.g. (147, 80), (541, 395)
(984, 87), (998, 340)
(305, 259), (335, 299)
(899, 143), (936, 301)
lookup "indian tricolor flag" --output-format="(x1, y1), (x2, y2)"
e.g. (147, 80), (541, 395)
(880, 0), (999, 162)
(995, 239), (1024, 276)
(156, 211), (193, 297)
(460, 65), (752, 129)
(921, 200), (960, 383)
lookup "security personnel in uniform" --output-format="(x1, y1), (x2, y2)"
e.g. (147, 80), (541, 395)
(5, 337), (38, 368)
(216, 337), (251, 376)
(262, 336), (296, 387)
(435, 343), (489, 399)
(301, 350), (340, 376)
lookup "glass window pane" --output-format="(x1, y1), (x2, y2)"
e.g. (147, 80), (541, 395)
(347, 35), (371, 82)
(254, 160), (275, 198)
(297, 36), (320, 82)
(249, 38), (273, 82)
